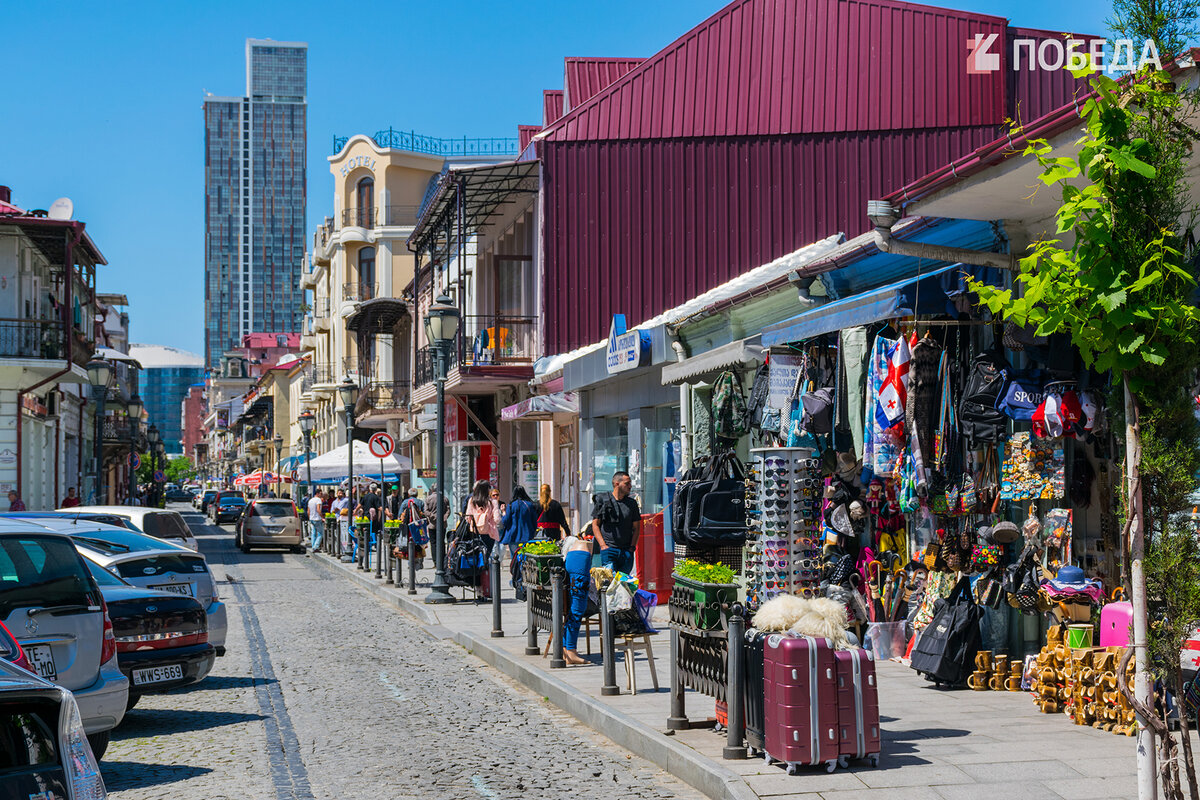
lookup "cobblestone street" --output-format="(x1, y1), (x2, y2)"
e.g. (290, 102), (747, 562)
(103, 510), (705, 800)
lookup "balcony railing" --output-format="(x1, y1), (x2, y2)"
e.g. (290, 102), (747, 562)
(312, 298), (330, 319)
(363, 381), (410, 412)
(343, 283), (377, 302)
(333, 129), (520, 158)
(415, 345), (458, 388)
(461, 315), (537, 366)
(341, 207), (375, 228)
(0, 318), (65, 360)
(384, 205), (421, 227)
(102, 416), (136, 442)
(311, 362), (338, 385)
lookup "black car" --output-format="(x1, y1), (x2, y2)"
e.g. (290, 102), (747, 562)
(83, 560), (214, 710)
(164, 488), (194, 502)
(210, 494), (246, 524)
(0, 660), (107, 798)
(198, 489), (218, 514)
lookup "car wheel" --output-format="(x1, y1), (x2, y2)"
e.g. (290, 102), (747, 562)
(125, 693), (141, 711)
(86, 730), (110, 760)
(291, 545), (305, 554)
(239, 537), (250, 554)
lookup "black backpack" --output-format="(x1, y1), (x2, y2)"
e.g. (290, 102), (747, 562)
(909, 577), (983, 685)
(958, 350), (1010, 443)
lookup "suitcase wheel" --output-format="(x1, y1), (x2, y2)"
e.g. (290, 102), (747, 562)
(787, 763), (801, 776)
(837, 756), (849, 769)
(825, 759), (838, 774)
(869, 754), (880, 767)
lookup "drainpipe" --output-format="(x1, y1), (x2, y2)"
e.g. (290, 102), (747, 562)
(670, 339), (692, 471)
(867, 201), (1015, 270)
(15, 223), (83, 504)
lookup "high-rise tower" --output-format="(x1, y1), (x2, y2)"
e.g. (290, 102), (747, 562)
(203, 39), (307, 368)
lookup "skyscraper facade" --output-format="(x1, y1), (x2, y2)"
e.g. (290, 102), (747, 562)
(203, 39), (307, 368)
(128, 344), (206, 456)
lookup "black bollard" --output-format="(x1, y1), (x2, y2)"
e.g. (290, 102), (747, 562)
(407, 533), (417, 595)
(550, 566), (566, 669)
(667, 626), (689, 729)
(723, 604), (748, 759)
(490, 550), (504, 637)
(524, 576), (540, 656)
(384, 529), (394, 584)
(600, 579), (620, 696)
(374, 525), (383, 579)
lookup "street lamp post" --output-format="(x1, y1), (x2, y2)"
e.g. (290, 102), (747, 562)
(156, 441), (166, 506)
(147, 425), (160, 507)
(86, 359), (112, 505)
(127, 394), (142, 506)
(338, 380), (359, 566)
(424, 293), (460, 605)
(273, 433), (283, 497)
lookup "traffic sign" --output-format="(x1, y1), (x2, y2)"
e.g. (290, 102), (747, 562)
(153, 470), (165, 482)
(130, 453), (141, 469)
(368, 432), (395, 459)
(290, 469), (299, 482)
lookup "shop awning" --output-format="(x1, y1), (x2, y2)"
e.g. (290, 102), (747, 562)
(500, 391), (579, 422)
(761, 263), (1001, 347)
(661, 336), (764, 385)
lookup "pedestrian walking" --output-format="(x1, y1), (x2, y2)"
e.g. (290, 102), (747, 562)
(498, 485), (539, 558)
(331, 489), (352, 562)
(60, 487), (81, 508)
(306, 490), (325, 554)
(425, 483), (448, 526)
(536, 483), (570, 540)
(465, 480), (502, 599)
(7, 490), (26, 512)
(590, 471), (641, 575)
(357, 483), (384, 561)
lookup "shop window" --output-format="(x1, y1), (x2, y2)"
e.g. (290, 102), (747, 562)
(358, 247), (375, 293)
(356, 177), (374, 225)
(592, 416), (628, 493)
(642, 405), (681, 514)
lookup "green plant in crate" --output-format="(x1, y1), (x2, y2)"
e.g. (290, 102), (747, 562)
(672, 559), (738, 630)
(519, 539), (563, 587)
(518, 540), (561, 556)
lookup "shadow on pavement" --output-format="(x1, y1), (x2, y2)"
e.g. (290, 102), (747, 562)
(173, 674), (278, 692)
(101, 762), (214, 791)
(113, 708), (265, 739)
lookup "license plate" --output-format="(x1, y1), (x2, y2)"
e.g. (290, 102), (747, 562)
(132, 664), (184, 685)
(25, 645), (56, 681)
(151, 583), (193, 596)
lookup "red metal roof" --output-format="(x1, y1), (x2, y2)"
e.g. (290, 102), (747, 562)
(518, 125), (541, 152)
(563, 57), (645, 112)
(543, 90), (564, 126)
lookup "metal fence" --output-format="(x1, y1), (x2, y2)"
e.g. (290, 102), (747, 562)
(363, 381), (410, 411)
(333, 129), (519, 157)
(0, 318), (64, 359)
(460, 315), (537, 366)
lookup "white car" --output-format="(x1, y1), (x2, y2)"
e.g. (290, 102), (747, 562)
(35, 520), (228, 658)
(0, 518), (128, 759)
(62, 506), (200, 551)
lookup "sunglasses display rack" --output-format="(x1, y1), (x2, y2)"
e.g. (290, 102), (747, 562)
(745, 447), (824, 609)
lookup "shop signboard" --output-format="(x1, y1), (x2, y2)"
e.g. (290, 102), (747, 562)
(768, 353), (805, 409)
(605, 314), (650, 374)
(519, 450), (539, 496)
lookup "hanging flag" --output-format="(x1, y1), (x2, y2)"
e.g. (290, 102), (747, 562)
(875, 336), (912, 431)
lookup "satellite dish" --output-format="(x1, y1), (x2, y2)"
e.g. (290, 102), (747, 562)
(47, 198), (73, 220)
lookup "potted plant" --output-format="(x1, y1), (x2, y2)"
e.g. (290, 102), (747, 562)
(518, 539), (563, 588)
(672, 560), (738, 630)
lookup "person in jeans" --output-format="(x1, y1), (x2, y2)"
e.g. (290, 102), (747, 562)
(498, 485), (539, 559)
(306, 490), (325, 554)
(590, 471), (640, 575)
(561, 531), (595, 666)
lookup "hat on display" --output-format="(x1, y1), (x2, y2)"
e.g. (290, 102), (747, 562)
(990, 520), (1020, 544)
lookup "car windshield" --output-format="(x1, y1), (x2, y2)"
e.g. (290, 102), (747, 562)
(114, 554), (207, 580)
(69, 528), (189, 555)
(83, 559), (128, 587)
(203, 492), (216, 500)
(220, 498), (246, 507)
(254, 502), (296, 518)
(0, 535), (100, 619)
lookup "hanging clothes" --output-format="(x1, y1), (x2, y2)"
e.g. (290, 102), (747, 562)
(907, 335), (943, 490)
(863, 335), (903, 480)
(840, 326), (870, 460)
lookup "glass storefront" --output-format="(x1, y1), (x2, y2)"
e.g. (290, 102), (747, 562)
(591, 415), (628, 491)
(642, 405), (681, 514)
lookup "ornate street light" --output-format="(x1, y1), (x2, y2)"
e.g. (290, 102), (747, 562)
(146, 425), (160, 507)
(126, 394), (143, 505)
(338, 379), (360, 566)
(298, 410), (315, 515)
(86, 359), (112, 504)
(424, 293), (460, 605)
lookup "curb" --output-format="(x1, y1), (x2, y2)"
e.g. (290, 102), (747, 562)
(304, 552), (757, 800)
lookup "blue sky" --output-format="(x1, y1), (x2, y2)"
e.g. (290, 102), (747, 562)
(1, 0), (1113, 355)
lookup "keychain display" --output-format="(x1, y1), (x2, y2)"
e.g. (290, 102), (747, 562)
(1000, 432), (1066, 501)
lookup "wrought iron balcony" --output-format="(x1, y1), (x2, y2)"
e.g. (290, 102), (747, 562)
(343, 283), (377, 303)
(311, 362), (338, 385)
(363, 381), (410, 412)
(461, 315), (537, 366)
(102, 416), (137, 443)
(341, 207), (375, 228)
(384, 205), (420, 227)
(333, 129), (520, 158)
(0, 318), (65, 360)
(415, 345), (458, 388)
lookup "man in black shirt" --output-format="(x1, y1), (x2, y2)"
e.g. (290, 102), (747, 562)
(360, 484), (384, 555)
(591, 471), (641, 575)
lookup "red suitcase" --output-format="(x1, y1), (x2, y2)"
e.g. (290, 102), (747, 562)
(834, 647), (881, 767)
(763, 634), (840, 774)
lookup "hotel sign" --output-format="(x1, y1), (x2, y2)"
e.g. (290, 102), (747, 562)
(339, 155), (376, 177)
(606, 315), (650, 375)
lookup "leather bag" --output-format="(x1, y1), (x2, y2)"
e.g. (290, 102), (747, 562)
(909, 576), (983, 685)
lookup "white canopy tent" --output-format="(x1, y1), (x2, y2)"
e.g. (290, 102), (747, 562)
(297, 440), (411, 482)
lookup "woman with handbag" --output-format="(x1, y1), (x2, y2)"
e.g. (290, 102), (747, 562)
(499, 486), (540, 558)
(466, 480), (502, 599)
(537, 484), (571, 540)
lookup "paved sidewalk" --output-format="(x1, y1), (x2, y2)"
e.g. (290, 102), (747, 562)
(307, 552), (1136, 800)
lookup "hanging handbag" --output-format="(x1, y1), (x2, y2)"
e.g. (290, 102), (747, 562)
(681, 451), (748, 547)
(910, 576), (984, 685)
(973, 569), (1005, 608)
(1003, 544), (1043, 612)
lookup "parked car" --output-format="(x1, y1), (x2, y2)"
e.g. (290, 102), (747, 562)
(164, 487), (194, 503)
(0, 617), (33, 672)
(82, 558), (214, 710)
(196, 489), (218, 513)
(1, 510), (139, 532)
(210, 494), (246, 524)
(236, 498), (304, 553)
(0, 518), (128, 759)
(0, 658), (108, 797)
(64, 523), (227, 657)
(62, 506), (199, 551)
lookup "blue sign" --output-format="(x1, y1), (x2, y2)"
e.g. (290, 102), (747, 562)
(130, 453), (141, 469)
(605, 314), (651, 375)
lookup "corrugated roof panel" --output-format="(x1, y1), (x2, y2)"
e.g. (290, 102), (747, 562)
(543, 90), (564, 126)
(518, 125), (541, 152)
(1006, 28), (1094, 125)
(562, 57), (645, 112)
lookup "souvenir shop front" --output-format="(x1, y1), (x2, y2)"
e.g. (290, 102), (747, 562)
(677, 258), (1121, 665)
